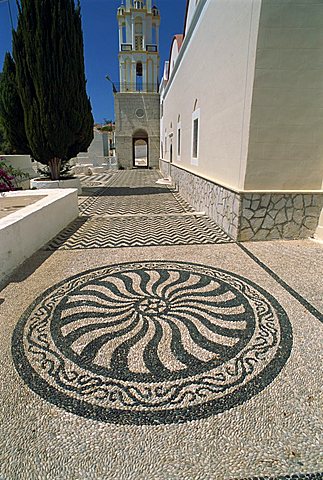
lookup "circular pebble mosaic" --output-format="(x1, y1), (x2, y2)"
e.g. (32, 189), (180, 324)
(12, 261), (292, 425)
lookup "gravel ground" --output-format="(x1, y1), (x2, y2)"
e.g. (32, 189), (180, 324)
(0, 171), (322, 480)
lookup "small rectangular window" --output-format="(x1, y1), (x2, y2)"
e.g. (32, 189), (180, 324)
(177, 128), (181, 156)
(193, 118), (198, 158)
(122, 25), (127, 43)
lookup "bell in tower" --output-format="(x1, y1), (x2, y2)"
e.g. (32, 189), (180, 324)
(114, 0), (161, 170)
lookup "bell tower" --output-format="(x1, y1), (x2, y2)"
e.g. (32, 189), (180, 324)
(117, 0), (160, 93)
(114, 0), (161, 170)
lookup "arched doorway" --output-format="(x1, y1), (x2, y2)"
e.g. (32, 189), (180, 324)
(133, 129), (149, 168)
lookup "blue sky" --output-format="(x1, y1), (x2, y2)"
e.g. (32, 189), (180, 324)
(0, 0), (187, 123)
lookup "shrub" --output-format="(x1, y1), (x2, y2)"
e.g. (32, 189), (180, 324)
(0, 157), (29, 192)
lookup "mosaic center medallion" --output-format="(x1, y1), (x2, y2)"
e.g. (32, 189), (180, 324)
(12, 261), (292, 425)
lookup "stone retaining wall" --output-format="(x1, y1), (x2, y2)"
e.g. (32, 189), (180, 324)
(160, 160), (323, 242)
(160, 161), (240, 239)
(240, 193), (323, 241)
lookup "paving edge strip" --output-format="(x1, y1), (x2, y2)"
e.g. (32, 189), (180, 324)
(235, 246), (323, 476)
(238, 243), (323, 324)
(233, 472), (323, 480)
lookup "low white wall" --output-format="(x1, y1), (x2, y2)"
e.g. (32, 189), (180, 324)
(1, 155), (37, 178)
(71, 156), (118, 174)
(30, 177), (82, 194)
(0, 189), (79, 284)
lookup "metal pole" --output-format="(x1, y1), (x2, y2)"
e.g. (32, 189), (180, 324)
(7, 0), (13, 29)
(0, 0), (13, 29)
(105, 75), (117, 94)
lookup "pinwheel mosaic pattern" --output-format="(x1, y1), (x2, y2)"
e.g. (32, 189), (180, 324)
(12, 261), (292, 425)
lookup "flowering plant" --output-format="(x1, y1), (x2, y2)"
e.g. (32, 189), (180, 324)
(0, 157), (29, 192)
(0, 165), (15, 192)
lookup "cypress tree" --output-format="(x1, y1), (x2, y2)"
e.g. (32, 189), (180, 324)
(0, 52), (30, 154)
(0, 118), (11, 154)
(13, 0), (94, 180)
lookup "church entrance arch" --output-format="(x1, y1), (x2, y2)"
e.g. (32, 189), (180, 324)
(133, 129), (149, 168)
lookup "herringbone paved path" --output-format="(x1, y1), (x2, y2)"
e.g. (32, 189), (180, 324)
(45, 170), (232, 250)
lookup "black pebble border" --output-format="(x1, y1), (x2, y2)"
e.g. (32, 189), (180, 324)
(234, 472), (323, 480)
(238, 244), (323, 325)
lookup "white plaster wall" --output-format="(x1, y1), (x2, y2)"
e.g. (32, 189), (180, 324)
(161, 0), (261, 190)
(0, 189), (78, 284)
(168, 39), (180, 78)
(245, 1), (323, 191)
(30, 177), (82, 194)
(88, 131), (108, 157)
(185, 0), (200, 35)
(1, 155), (37, 178)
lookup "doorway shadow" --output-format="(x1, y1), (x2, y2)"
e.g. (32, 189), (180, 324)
(95, 186), (171, 196)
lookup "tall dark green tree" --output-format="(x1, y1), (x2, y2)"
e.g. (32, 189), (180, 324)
(0, 53), (30, 154)
(0, 119), (12, 154)
(13, 0), (94, 179)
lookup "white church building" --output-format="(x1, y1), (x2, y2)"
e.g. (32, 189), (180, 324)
(160, 0), (323, 241)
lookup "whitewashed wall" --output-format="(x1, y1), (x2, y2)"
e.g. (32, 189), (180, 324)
(0, 189), (78, 283)
(161, 0), (261, 191)
(88, 130), (108, 157)
(161, 0), (323, 194)
(245, 0), (323, 191)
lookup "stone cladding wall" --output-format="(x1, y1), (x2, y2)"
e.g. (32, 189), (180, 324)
(160, 160), (323, 242)
(160, 161), (240, 240)
(240, 193), (323, 241)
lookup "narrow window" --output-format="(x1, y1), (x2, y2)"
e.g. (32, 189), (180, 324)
(191, 107), (200, 165)
(177, 127), (181, 156)
(136, 62), (143, 91)
(193, 118), (198, 158)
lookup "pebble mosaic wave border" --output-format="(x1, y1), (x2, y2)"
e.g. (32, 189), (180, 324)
(12, 261), (292, 425)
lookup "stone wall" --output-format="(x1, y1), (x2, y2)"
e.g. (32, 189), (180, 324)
(160, 160), (240, 240)
(160, 160), (323, 242)
(240, 193), (323, 241)
(115, 93), (160, 169)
